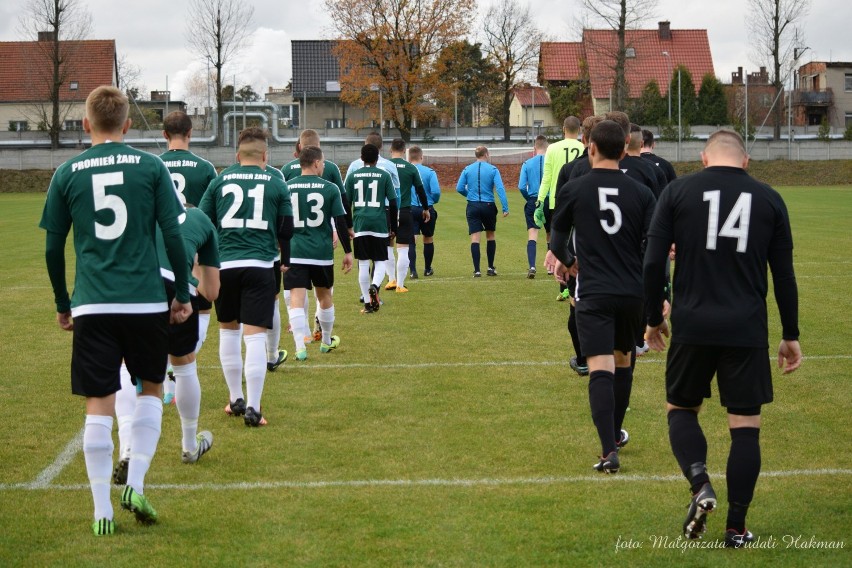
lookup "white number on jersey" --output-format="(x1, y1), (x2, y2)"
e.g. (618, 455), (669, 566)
(353, 179), (381, 207)
(92, 172), (127, 240)
(221, 183), (269, 230)
(291, 192), (326, 228)
(703, 190), (752, 253)
(598, 187), (622, 235)
(171, 172), (187, 204)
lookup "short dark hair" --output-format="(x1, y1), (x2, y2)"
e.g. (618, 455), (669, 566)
(604, 111), (630, 137)
(590, 120), (627, 161)
(299, 145), (323, 168)
(163, 111), (192, 137)
(361, 143), (379, 165)
(534, 135), (548, 150)
(390, 138), (406, 152)
(642, 129), (655, 148)
(582, 115), (604, 143)
(238, 126), (268, 147)
(365, 131), (383, 148)
(563, 116), (581, 133)
(474, 145), (488, 158)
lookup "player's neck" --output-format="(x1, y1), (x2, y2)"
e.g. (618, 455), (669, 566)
(168, 141), (190, 151)
(89, 130), (124, 145)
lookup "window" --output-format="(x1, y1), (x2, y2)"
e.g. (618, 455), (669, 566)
(69, 81), (79, 91)
(325, 118), (343, 129)
(845, 73), (852, 92)
(63, 119), (83, 130)
(625, 47), (636, 58)
(846, 113), (852, 128)
(9, 120), (29, 132)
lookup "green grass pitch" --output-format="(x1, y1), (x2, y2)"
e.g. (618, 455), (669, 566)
(0, 185), (849, 566)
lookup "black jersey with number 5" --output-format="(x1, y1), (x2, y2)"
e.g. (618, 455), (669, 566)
(647, 166), (794, 347)
(551, 169), (656, 300)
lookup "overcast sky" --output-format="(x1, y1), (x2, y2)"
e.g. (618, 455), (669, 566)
(1, 0), (847, 107)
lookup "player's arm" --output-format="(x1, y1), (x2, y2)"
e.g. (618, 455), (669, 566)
(386, 178), (399, 236)
(493, 169), (509, 214)
(768, 242), (801, 373)
(518, 162), (529, 199)
(456, 169), (468, 197)
(549, 209), (575, 268)
(537, 147), (554, 202)
(155, 168), (191, 306)
(428, 171), (441, 204)
(45, 230), (72, 329)
(412, 168), (429, 213)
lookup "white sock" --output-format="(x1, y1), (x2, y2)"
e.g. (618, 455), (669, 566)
(173, 361), (201, 453)
(385, 246), (396, 281)
(266, 298), (281, 362)
(317, 306), (335, 344)
(358, 261), (371, 302)
(303, 294), (310, 331)
(396, 247), (409, 288)
(288, 307), (307, 351)
(83, 415), (114, 521)
(195, 313), (211, 354)
(243, 333), (267, 411)
(127, 396), (163, 495)
(372, 261), (387, 289)
(219, 329), (244, 402)
(115, 364), (136, 460)
(163, 370), (175, 397)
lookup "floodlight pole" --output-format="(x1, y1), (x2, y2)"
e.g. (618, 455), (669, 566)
(677, 68), (681, 161)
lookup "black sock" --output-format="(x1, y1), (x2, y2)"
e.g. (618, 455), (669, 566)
(726, 427), (761, 533)
(486, 240), (496, 268)
(471, 243), (480, 272)
(527, 239), (536, 268)
(424, 243), (434, 271)
(568, 306), (584, 365)
(668, 409), (709, 492)
(613, 367), (633, 436)
(589, 370), (616, 456)
(408, 242), (416, 272)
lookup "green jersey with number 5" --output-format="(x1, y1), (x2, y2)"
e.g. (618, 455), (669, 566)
(159, 148), (217, 206)
(39, 141), (186, 315)
(198, 164), (292, 269)
(287, 174), (346, 265)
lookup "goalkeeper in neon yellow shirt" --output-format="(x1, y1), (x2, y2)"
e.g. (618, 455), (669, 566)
(534, 116), (584, 241)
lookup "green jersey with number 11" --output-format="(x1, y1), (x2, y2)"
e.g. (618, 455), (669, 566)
(344, 166), (395, 237)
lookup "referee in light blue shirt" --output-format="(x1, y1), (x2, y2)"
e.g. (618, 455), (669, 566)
(456, 146), (509, 277)
(519, 135), (548, 278)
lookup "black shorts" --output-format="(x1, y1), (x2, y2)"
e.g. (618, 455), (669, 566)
(215, 266), (277, 328)
(273, 260), (282, 292)
(354, 235), (389, 262)
(196, 293), (213, 311)
(666, 343), (773, 409)
(466, 201), (498, 234)
(575, 296), (643, 357)
(543, 200), (554, 233)
(164, 278), (200, 357)
(71, 312), (169, 397)
(283, 263), (335, 290)
(523, 196), (539, 230)
(411, 206), (437, 237)
(396, 207), (414, 245)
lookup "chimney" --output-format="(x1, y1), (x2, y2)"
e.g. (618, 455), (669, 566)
(658, 21), (672, 41)
(38, 31), (56, 42)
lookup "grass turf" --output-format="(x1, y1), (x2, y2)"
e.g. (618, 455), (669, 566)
(0, 185), (849, 566)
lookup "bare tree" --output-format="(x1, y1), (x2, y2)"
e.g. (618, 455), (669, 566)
(183, 69), (211, 126)
(748, 0), (811, 140)
(581, 0), (657, 112)
(325, 0), (472, 141)
(185, 0), (255, 145)
(480, 0), (544, 141)
(115, 53), (143, 95)
(19, 0), (92, 149)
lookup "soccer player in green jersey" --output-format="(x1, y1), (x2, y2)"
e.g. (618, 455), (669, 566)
(199, 127), (293, 427)
(159, 110), (218, 404)
(389, 138), (430, 292)
(40, 86), (191, 534)
(345, 144), (398, 313)
(284, 146), (353, 359)
(281, 129), (347, 344)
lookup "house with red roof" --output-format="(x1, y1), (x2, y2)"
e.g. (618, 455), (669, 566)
(509, 84), (555, 130)
(0, 35), (116, 133)
(539, 21), (714, 116)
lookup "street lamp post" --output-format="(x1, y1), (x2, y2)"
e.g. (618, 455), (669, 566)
(662, 51), (672, 122)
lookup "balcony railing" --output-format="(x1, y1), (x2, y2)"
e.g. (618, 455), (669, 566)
(792, 88), (833, 106)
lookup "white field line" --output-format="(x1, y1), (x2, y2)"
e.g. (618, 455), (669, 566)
(197, 354), (852, 371)
(25, 427), (84, 489)
(3, 468), (851, 492)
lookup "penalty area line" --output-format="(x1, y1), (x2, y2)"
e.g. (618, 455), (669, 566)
(3, 468), (851, 492)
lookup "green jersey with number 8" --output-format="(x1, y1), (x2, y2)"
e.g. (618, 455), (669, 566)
(159, 148), (217, 206)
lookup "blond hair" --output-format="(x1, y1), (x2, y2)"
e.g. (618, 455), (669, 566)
(86, 86), (129, 133)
